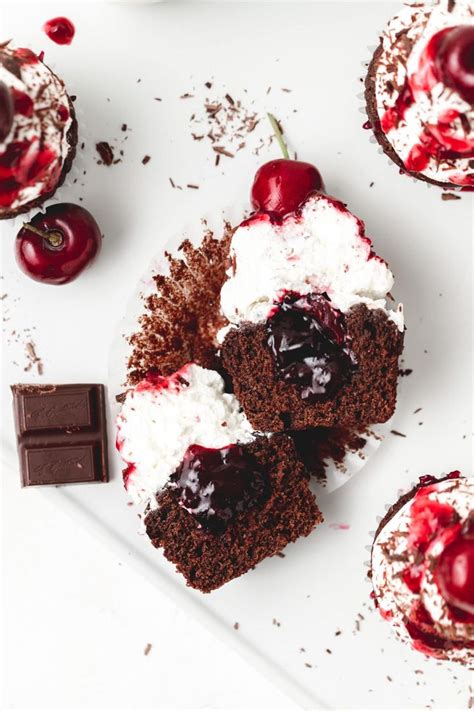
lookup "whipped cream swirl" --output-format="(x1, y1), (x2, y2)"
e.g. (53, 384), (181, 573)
(116, 364), (254, 506)
(220, 193), (403, 335)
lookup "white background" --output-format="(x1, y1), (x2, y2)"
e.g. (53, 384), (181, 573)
(1, 2), (473, 709)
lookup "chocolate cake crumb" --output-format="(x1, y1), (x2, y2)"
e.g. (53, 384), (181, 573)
(233, 622), (239, 630)
(272, 618), (281, 627)
(142, 155), (151, 165)
(326, 648), (332, 654)
(95, 141), (114, 166)
(127, 227), (232, 384)
(289, 427), (367, 480)
(144, 643), (152, 656)
(441, 193), (461, 201)
(398, 368), (413, 377)
(305, 662), (313, 668)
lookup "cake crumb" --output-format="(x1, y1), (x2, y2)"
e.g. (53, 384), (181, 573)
(304, 662), (312, 668)
(144, 643), (152, 656)
(142, 155), (151, 165)
(272, 618), (281, 627)
(233, 622), (239, 630)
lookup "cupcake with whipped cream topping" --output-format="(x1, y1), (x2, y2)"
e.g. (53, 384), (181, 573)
(365, 0), (474, 188)
(116, 362), (322, 592)
(371, 472), (474, 664)
(0, 42), (77, 219)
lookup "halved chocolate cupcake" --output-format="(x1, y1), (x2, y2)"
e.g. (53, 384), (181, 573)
(0, 43), (78, 219)
(219, 192), (404, 431)
(116, 363), (322, 592)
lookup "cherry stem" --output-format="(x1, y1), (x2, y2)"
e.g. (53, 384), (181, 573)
(267, 112), (290, 160)
(22, 222), (64, 247)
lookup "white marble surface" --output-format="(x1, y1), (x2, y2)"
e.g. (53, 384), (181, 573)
(2, 466), (296, 709)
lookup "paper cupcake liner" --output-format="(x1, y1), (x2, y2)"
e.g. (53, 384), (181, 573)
(108, 205), (396, 496)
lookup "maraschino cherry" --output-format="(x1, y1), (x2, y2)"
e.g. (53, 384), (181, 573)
(436, 524), (474, 615)
(435, 25), (474, 104)
(251, 113), (324, 217)
(0, 81), (14, 142)
(16, 203), (101, 285)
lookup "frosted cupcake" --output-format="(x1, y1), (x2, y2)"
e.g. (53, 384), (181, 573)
(365, 1), (474, 188)
(371, 472), (474, 664)
(0, 43), (77, 219)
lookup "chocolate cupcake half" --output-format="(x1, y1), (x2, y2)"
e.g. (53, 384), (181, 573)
(0, 43), (78, 219)
(116, 363), (322, 592)
(219, 192), (404, 431)
(365, 0), (474, 189)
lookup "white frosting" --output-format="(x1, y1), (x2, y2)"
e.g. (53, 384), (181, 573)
(372, 476), (474, 663)
(220, 194), (403, 334)
(116, 364), (254, 506)
(374, 0), (474, 185)
(0, 46), (73, 212)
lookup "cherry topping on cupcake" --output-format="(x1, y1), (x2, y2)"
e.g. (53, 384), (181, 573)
(169, 443), (269, 532)
(16, 203), (101, 284)
(0, 81), (14, 142)
(436, 524), (474, 615)
(251, 113), (324, 217)
(435, 26), (474, 104)
(267, 292), (357, 402)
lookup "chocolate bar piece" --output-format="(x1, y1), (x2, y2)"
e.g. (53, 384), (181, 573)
(11, 384), (109, 486)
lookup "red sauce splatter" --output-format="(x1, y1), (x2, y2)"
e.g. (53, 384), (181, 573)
(43, 17), (75, 46)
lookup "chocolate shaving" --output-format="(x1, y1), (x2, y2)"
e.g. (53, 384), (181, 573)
(390, 430), (407, 438)
(95, 142), (114, 166)
(441, 193), (461, 201)
(213, 146), (234, 158)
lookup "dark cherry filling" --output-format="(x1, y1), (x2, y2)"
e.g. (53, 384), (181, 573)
(169, 444), (269, 533)
(266, 292), (357, 403)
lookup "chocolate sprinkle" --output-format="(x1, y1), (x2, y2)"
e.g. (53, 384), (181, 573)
(95, 141), (114, 166)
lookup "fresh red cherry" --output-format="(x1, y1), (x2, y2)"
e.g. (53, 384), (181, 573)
(251, 113), (324, 217)
(251, 159), (324, 216)
(435, 25), (474, 104)
(0, 81), (14, 142)
(436, 532), (474, 615)
(15, 203), (101, 285)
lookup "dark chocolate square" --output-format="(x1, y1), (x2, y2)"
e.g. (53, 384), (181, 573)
(11, 384), (109, 487)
